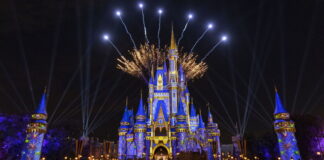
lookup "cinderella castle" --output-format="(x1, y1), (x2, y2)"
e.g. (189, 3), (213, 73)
(117, 31), (221, 160)
(116, 30), (302, 160)
(18, 30), (301, 160)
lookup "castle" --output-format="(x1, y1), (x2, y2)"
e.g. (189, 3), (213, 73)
(273, 89), (301, 160)
(117, 31), (222, 160)
(18, 31), (302, 160)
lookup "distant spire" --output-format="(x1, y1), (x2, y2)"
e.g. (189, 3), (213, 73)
(170, 25), (177, 50)
(136, 93), (145, 117)
(176, 99), (186, 116)
(198, 111), (205, 129)
(36, 87), (47, 115)
(208, 106), (213, 123)
(274, 90), (288, 114)
(121, 107), (129, 123)
(190, 99), (197, 117)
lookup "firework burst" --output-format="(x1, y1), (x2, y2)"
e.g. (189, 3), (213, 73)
(116, 43), (208, 81)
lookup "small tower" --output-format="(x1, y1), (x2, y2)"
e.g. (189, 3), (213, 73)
(176, 99), (188, 153)
(134, 95), (147, 158)
(197, 113), (207, 153)
(118, 104), (130, 160)
(189, 100), (198, 132)
(21, 90), (48, 160)
(206, 108), (221, 160)
(273, 89), (301, 160)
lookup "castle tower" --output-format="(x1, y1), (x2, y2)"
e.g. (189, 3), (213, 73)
(206, 109), (221, 160)
(273, 90), (301, 160)
(118, 105), (130, 160)
(189, 100), (198, 132)
(168, 28), (179, 119)
(21, 91), (48, 160)
(148, 77), (154, 123)
(134, 96), (147, 158)
(197, 113), (207, 153)
(176, 99), (188, 153)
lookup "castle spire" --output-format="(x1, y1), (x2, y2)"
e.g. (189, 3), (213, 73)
(121, 107), (130, 123)
(190, 99), (197, 117)
(176, 99), (186, 116)
(170, 26), (177, 50)
(274, 89), (288, 115)
(208, 105), (213, 123)
(136, 93), (145, 117)
(198, 111), (205, 129)
(36, 87), (47, 115)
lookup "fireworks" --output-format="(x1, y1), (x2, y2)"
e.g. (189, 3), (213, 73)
(116, 44), (208, 81)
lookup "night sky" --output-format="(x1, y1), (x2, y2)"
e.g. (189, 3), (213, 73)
(0, 0), (323, 143)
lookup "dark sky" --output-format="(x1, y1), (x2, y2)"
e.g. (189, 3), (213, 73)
(0, 0), (323, 143)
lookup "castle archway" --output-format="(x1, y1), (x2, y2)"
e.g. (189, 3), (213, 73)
(153, 145), (169, 160)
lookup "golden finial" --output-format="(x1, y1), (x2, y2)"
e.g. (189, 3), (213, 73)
(274, 84), (278, 92)
(43, 86), (47, 94)
(170, 25), (177, 50)
(126, 97), (128, 106)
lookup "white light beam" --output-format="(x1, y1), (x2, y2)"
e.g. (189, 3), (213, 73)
(115, 10), (137, 49)
(190, 23), (213, 53)
(177, 13), (193, 45)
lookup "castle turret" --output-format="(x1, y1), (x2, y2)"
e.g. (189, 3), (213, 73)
(189, 100), (198, 132)
(168, 28), (179, 120)
(118, 104), (130, 160)
(273, 90), (301, 160)
(21, 90), (48, 160)
(206, 108), (221, 160)
(135, 96), (147, 158)
(176, 99), (188, 153)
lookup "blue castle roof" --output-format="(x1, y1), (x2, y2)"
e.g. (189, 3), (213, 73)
(121, 107), (129, 123)
(176, 99), (186, 116)
(36, 92), (47, 115)
(208, 108), (213, 123)
(190, 102), (196, 117)
(198, 114), (205, 129)
(136, 98), (145, 116)
(274, 91), (288, 114)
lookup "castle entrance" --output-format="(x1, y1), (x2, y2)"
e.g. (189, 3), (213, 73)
(153, 146), (168, 160)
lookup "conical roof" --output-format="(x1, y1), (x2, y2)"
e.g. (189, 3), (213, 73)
(190, 100), (197, 117)
(176, 99), (186, 116)
(36, 90), (47, 115)
(170, 26), (177, 50)
(121, 107), (129, 123)
(274, 91), (288, 114)
(198, 114), (205, 129)
(136, 97), (145, 116)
